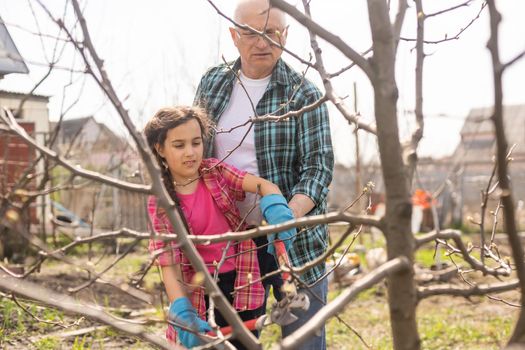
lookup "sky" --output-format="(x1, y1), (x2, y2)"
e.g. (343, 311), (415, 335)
(0, 0), (524, 167)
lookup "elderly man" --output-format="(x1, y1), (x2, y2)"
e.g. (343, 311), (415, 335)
(194, 0), (333, 348)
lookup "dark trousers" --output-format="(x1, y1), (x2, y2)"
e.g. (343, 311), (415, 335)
(253, 235), (284, 307)
(204, 269), (265, 350)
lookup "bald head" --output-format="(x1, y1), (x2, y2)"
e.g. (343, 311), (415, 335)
(229, 0), (288, 79)
(233, 0), (287, 28)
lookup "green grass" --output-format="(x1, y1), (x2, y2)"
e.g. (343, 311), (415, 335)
(1, 298), (26, 334)
(318, 294), (515, 350)
(1, 296), (72, 348)
(258, 226), (517, 349)
(415, 244), (447, 268)
(325, 292), (391, 350)
(260, 287), (281, 349)
(418, 298), (513, 350)
(113, 250), (162, 292)
(261, 323), (281, 349)
(2, 230), (516, 350)
(72, 335), (90, 350)
(34, 336), (60, 350)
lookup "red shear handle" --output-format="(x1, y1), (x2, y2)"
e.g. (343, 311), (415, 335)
(206, 318), (258, 337)
(274, 239), (291, 281)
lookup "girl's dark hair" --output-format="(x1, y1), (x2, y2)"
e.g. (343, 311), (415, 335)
(143, 106), (212, 207)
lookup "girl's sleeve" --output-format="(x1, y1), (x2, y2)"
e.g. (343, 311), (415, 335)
(147, 196), (183, 266)
(217, 161), (247, 201)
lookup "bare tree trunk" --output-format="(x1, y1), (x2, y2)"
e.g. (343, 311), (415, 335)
(486, 1), (525, 345)
(368, 1), (420, 349)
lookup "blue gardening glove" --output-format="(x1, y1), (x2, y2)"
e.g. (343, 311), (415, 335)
(169, 297), (211, 348)
(260, 194), (296, 257)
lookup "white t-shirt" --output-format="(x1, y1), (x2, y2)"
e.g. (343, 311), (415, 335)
(214, 71), (271, 226)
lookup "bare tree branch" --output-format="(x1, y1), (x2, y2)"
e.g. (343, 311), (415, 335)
(252, 95), (329, 122)
(418, 279), (519, 300)
(0, 109), (151, 194)
(327, 47), (373, 79)
(67, 239), (140, 293)
(415, 229), (511, 277)
(0, 271), (174, 349)
(486, 1), (525, 344)
(37, 1), (261, 346)
(366, 1), (419, 348)
(425, 0), (477, 18)
(299, 0), (376, 135)
(276, 257), (410, 350)
(401, 1), (487, 44)
(269, 0), (374, 80)
(187, 211), (381, 244)
(393, 0), (408, 52)
(502, 47), (525, 70)
(405, 0), (425, 184)
(11, 295), (85, 329)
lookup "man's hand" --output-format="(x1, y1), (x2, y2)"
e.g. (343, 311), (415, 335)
(169, 297), (211, 348)
(288, 193), (315, 218)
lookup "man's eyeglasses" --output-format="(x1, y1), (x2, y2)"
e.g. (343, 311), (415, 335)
(234, 26), (288, 44)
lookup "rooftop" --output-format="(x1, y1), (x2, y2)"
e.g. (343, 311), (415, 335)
(0, 18), (29, 76)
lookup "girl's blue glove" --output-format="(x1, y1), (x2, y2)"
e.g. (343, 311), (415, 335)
(260, 194), (296, 257)
(169, 297), (211, 348)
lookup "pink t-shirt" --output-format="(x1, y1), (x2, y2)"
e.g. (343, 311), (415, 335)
(178, 179), (236, 274)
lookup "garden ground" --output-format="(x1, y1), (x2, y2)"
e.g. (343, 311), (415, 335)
(0, 230), (519, 350)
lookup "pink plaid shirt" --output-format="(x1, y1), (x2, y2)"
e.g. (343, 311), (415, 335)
(148, 158), (265, 341)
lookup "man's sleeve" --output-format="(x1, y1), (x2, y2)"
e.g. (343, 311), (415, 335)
(193, 73), (208, 107)
(289, 88), (334, 208)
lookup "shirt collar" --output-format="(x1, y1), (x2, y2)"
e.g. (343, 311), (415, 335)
(227, 57), (289, 87)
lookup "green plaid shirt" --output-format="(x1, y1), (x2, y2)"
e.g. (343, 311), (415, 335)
(194, 58), (334, 284)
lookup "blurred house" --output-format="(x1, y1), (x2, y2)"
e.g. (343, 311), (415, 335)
(450, 105), (525, 228)
(0, 91), (51, 225)
(0, 16), (29, 78)
(328, 105), (525, 231)
(1, 18), (50, 227)
(1, 19), (50, 261)
(328, 163), (383, 213)
(52, 116), (134, 166)
(50, 116), (148, 231)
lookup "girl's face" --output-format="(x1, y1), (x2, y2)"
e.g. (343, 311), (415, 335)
(156, 118), (204, 184)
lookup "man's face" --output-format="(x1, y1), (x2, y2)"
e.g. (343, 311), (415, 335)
(229, 8), (287, 79)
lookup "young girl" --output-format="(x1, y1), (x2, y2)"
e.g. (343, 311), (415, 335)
(144, 106), (295, 349)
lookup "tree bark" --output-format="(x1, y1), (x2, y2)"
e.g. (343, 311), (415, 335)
(367, 1), (420, 349)
(486, 1), (525, 345)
